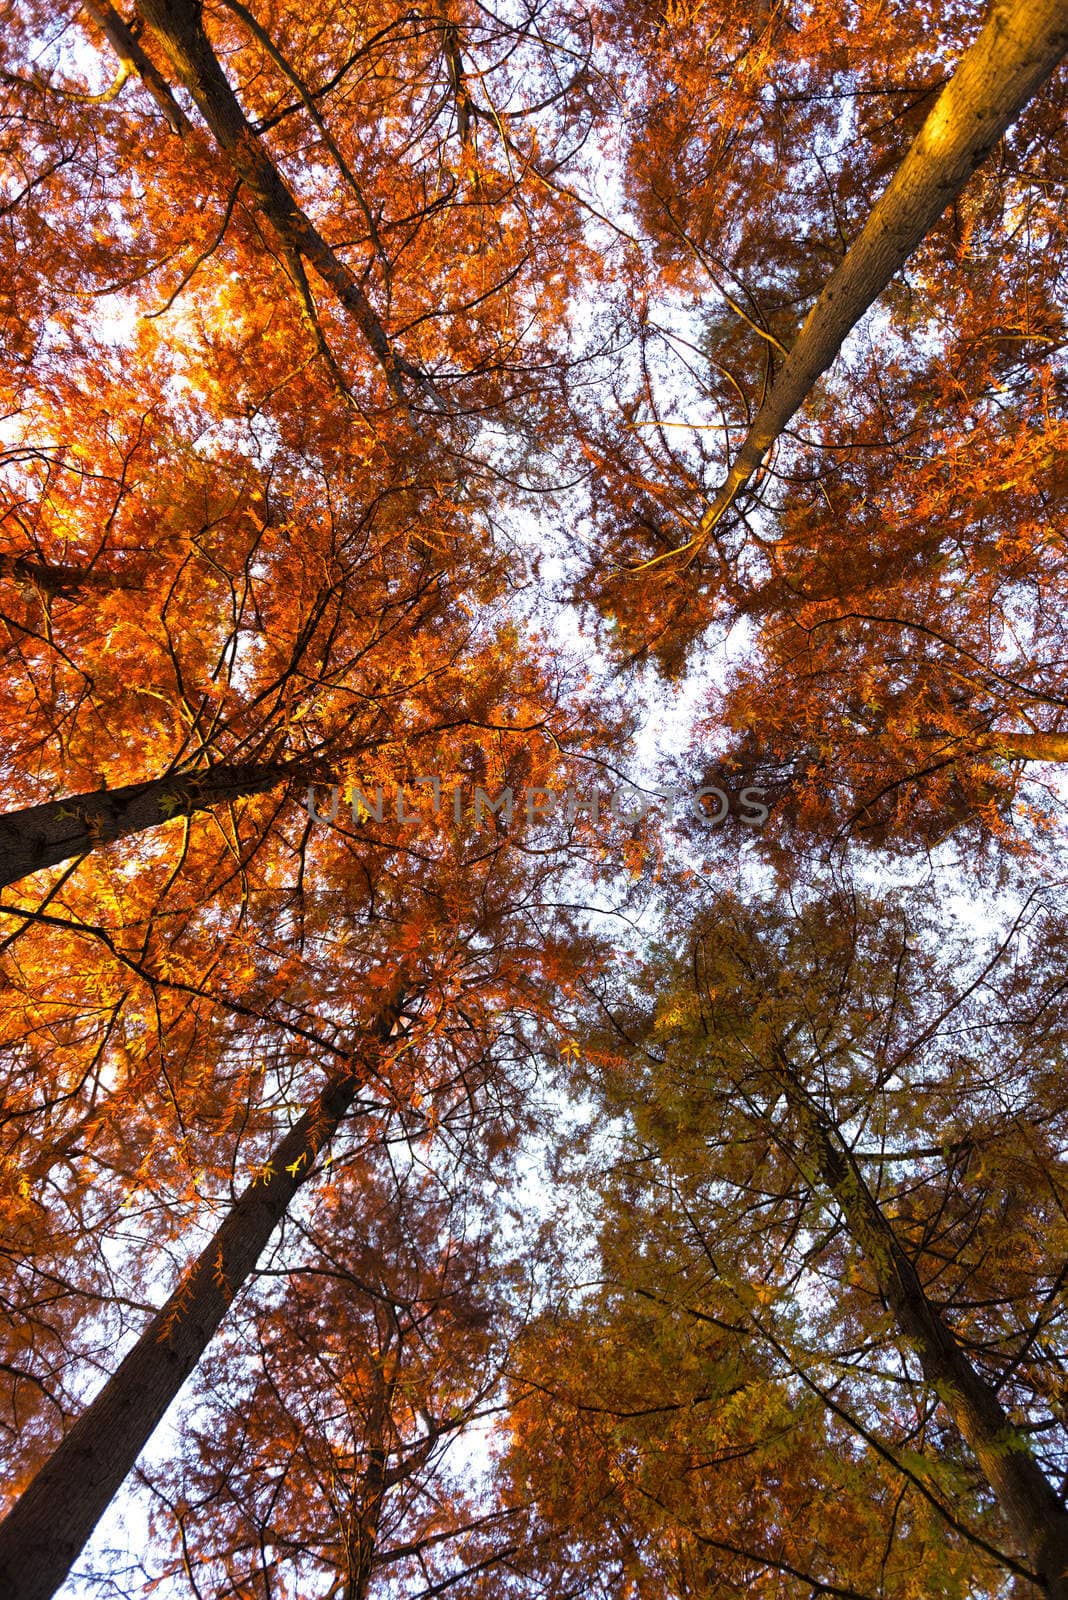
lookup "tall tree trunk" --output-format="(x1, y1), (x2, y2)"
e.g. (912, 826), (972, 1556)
(654, 0), (1068, 567)
(0, 553), (142, 602)
(345, 1363), (393, 1600)
(0, 760), (295, 888)
(81, 0), (192, 135)
(0, 998), (406, 1600)
(986, 731), (1068, 763)
(887, 728), (1068, 765)
(770, 1047), (1068, 1598)
(132, 0), (421, 402)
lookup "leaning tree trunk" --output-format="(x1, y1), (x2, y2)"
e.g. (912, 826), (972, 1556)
(81, 0), (191, 135)
(0, 759), (297, 888)
(0, 997), (406, 1600)
(649, 0), (1068, 567)
(770, 1047), (1068, 1599)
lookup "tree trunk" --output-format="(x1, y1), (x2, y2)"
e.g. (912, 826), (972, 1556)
(0, 553), (142, 601)
(663, 0), (1068, 564)
(0, 998), (406, 1600)
(986, 731), (1068, 763)
(345, 1364), (393, 1600)
(133, 0), (419, 401)
(904, 729), (1068, 765)
(771, 1048), (1068, 1598)
(0, 760), (294, 888)
(81, 0), (192, 136)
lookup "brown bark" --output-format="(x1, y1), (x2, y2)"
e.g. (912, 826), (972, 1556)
(0, 552), (142, 600)
(345, 1364), (393, 1600)
(653, 0), (1068, 567)
(771, 1048), (1068, 1598)
(0, 759), (294, 888)
(986, 731), (1068, 763)
(438, 6), (477, 147)
(133, 0), (423, 401)
(901, 729), (1068, 765)
(0, 998), (406, 1600)
(81, 0), (192, 136)
(868, 728), (1068, 765)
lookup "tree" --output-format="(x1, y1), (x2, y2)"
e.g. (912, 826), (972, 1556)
(501, 1210), (1006, 1599)
(555, 882), (1068, 1595)
(0, 992), (406, 1600)
(642, 0), (1068, 567)
(6, 0), (1068, 1592)
(572, 0), (1067, 863)
(0, 702), (613, 1598)
(141, 1158), (523, 1599)
(11, 0), (596, 425)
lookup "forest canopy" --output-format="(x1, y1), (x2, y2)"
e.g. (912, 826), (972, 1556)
(0, 0), (1066, 1597)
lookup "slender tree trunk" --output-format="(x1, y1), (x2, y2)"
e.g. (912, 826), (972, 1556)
(904, 729), (1068, 765)
(81, 0), (192, 135)
(0, 760), (295, 888)
(665, 0), (1068, 561)
(345, 1364), (393, 1600)
(0, 998), (406, 1600)
(770, 1048), (1068, 1598)
(132, 0), (419, 401)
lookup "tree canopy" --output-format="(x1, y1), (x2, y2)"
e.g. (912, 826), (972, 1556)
(1, 0), (1066, 1597)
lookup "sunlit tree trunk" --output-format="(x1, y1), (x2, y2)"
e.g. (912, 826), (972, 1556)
(81, 0), (191, 134)
(680, 0), (1068, 556)
(987, 731), (1068, 763)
